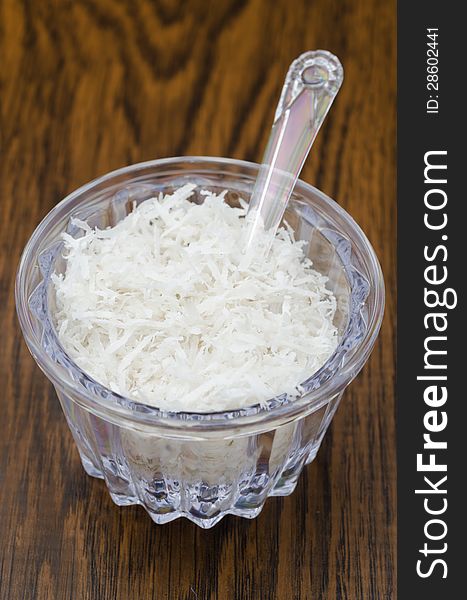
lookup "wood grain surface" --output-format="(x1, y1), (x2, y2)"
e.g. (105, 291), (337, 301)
(0, 0), (396, 598)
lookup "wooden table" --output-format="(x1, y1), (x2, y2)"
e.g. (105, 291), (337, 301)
(0, 0), (396, 598)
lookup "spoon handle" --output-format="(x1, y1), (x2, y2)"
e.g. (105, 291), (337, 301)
(246, 50), (343, 249)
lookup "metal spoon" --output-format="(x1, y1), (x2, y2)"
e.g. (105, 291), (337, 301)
(245, 50), (343, 250)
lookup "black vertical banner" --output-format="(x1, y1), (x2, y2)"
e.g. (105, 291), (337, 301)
(398, 3), (463, 597)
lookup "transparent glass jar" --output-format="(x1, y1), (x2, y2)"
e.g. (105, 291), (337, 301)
(16, 157), (384, 528)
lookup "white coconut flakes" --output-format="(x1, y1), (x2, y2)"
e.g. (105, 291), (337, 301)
(51, 184), (338, 412)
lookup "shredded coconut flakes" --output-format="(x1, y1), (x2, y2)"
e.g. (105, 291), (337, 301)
(52, 184), (338, 411)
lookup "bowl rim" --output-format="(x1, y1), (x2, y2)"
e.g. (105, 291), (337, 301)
(15, 156), (385, 434)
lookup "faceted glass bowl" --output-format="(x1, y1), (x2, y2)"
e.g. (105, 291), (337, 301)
(16, 157), (384, 528)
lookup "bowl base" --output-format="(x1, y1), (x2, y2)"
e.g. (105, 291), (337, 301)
(78, 452), (316, 528)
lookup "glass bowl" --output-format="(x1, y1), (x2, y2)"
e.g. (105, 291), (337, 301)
(15, 157), (384, 528)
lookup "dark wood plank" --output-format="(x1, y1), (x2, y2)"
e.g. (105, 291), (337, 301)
(0, 0), (396, 598)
